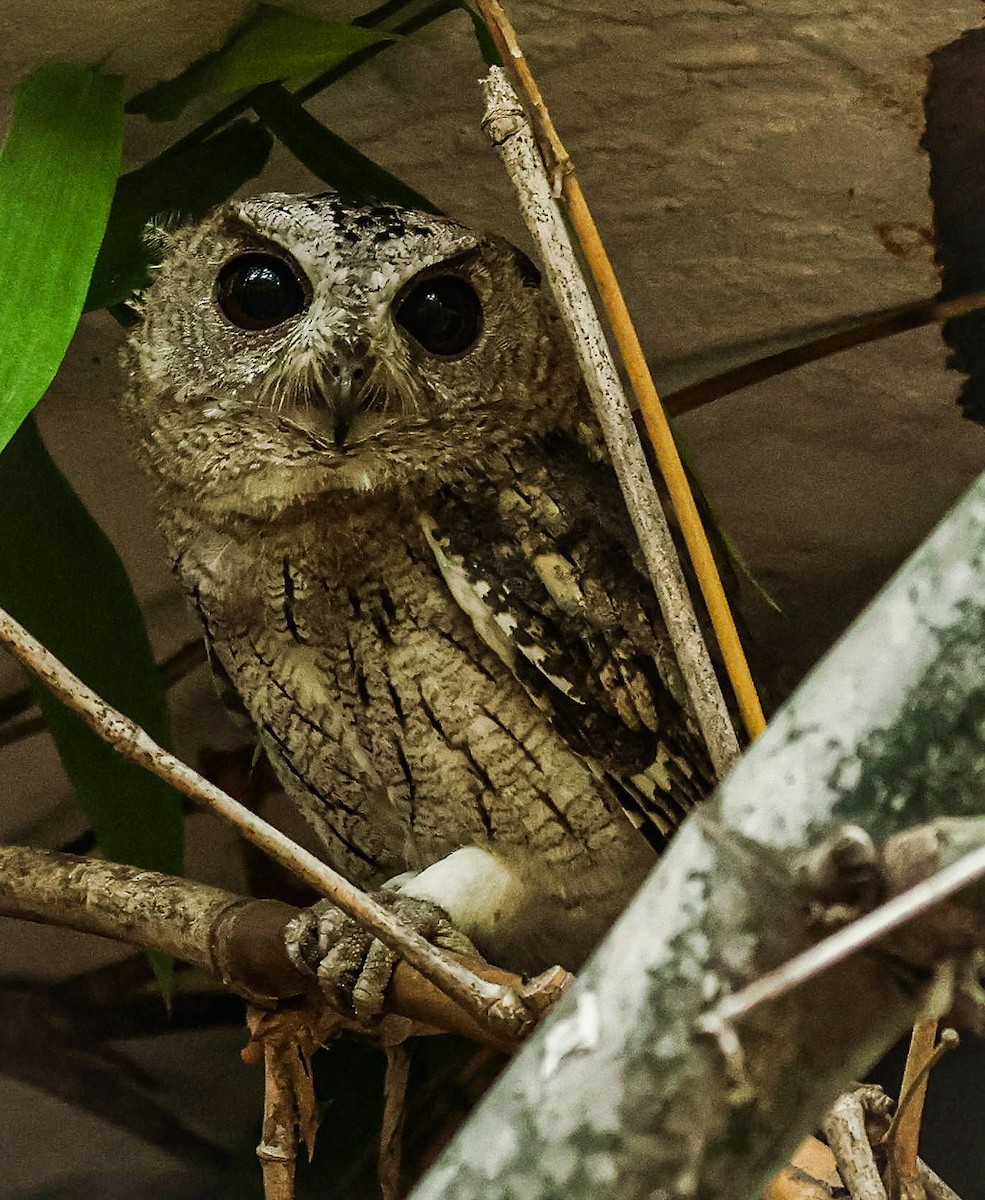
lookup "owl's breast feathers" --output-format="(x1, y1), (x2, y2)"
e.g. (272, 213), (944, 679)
(180, 428), (715, 968)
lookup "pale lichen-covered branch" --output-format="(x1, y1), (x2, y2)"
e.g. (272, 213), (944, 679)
(410, 471), (985, 1200)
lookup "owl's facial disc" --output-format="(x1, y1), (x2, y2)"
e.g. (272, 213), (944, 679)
(262, 264), (487, 452)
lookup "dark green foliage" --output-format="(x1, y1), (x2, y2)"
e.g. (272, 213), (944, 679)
(250, 83), (438, 211)
(0, 418), (183, 876)
(86, 120), (274, 311)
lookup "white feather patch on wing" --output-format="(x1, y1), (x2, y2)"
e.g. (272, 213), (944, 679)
(419, 514), (518, 671)
(419, 514), (586, 703)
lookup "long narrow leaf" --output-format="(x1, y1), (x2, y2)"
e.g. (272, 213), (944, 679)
(461, 4), (502, 66)
(0, 64), (123, 452)
(251, 83), (439, 212)
(127, 5), (392, 122)
(87, 119), (274, 311)
(0, 418), (183, 879)
(294, 0), (458, 103)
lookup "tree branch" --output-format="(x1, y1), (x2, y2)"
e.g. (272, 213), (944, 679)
(480, 65), (740, 777)
(407, 470), (985, 1200)
(0, 844), (567, 1051)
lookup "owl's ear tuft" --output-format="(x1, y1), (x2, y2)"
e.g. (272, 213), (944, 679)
(511, 246), (542, 289)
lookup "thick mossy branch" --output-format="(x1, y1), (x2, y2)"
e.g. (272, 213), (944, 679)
(409, 473), (985, 1200)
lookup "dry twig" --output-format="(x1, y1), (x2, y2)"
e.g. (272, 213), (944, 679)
(477, 0), (765, 748)
(479, 66), (739, 777)
(380, 1043), (413, 1200)
(822, 1087), (893, 1200)
(663, 289), (985, 417)
(244, 1005), (342, 1200)
(884, 1024), (959, 1200)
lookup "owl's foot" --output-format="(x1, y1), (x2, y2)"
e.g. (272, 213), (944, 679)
(284, 894), (480, 1021)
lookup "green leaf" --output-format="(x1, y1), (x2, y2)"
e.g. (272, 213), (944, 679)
(0, 64), (123, 453)
(127, 5), (393, 122)
(0, 417), (184, 879)
(87, 119), (274, 311)
(251, 83), (439, 212)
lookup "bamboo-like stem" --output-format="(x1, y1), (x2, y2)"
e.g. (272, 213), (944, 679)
(476, 0), (765, 746)
(897, 1017), (935, 1166)
(565, 178), (767, 743)
(480, 68), (740, 777)
(887, 1019), (944, 1200)
(0, 604), (535, 1039)
(663, 288), (985, 417)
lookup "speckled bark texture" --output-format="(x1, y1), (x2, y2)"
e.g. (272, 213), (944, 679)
(409, 470), (985, 1200)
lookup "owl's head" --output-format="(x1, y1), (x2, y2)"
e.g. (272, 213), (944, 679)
(122, 191), (581, 524)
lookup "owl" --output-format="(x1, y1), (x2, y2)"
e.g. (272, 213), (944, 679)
(121, 191), (715, 978)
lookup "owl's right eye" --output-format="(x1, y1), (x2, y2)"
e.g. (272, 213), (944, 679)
(214, 253), (307, 330)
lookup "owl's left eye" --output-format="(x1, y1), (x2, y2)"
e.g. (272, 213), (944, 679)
(214, 253), (307, 331)
(395, 274), (483, 358)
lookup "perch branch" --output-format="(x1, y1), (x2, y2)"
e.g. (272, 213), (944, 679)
(0, 603), (542, 1040)
(480, 66), (740, 778)
(477, 0), (765, 745)
(0, 844), (568, 1050)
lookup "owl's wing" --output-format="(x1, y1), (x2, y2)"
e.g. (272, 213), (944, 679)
(422, 430), (717, 851)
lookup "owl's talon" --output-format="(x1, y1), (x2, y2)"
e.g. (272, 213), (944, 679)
(284, 894), (481, 1022)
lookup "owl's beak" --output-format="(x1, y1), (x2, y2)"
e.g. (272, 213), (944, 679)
(328, 346), (371, 447)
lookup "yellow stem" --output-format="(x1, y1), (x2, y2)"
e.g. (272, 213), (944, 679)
(892, 1018), (938, 1178)
(477, 0), (766, 740)
(563, 176), (766, 739)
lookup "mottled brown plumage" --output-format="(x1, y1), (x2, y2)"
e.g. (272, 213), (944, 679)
(121, 191), (714, 973)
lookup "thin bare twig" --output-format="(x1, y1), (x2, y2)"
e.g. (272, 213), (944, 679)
(699, 838), (985, 1031)
(245, 1005), (338, 1200)
(0, 636), (207, 750)
(479, 66), (739, 778)
(884, 1025), (959, 1200)
(663, 289), (985, 417)
(380, 1043), (412, 1200)
(0, 604), (536, 1039)
(477, 0), (766, 746)
(890, 1018), (938, 1194)
(919, 1160), (965, 1200)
